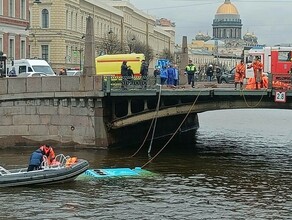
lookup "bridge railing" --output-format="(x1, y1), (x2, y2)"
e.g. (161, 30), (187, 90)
(103, 75), (158, 92)
(102, 74), (292, 92)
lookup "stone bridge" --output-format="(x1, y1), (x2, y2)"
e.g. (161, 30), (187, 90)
(0, 76), (291, 148)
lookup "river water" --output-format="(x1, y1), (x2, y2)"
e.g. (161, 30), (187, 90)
(0, 109), (291, 220)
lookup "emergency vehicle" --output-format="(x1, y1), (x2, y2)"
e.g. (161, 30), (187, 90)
(8, 59), (55, 76)
(244, 46), (292, 81)
(95, 53), (145, 76)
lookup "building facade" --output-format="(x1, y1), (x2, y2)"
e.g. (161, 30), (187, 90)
(0, 0), (29, 64)
(28, 0), (174, 72)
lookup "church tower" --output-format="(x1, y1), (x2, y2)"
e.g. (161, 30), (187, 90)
(212, 0), (242, 40)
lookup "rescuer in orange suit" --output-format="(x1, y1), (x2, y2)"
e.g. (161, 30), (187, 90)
(248, 56), (263, 89)
(39, 144), (56, 165)
(235, 59), (246, 90)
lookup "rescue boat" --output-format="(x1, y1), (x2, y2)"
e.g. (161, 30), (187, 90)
(0, 154), (89, 187)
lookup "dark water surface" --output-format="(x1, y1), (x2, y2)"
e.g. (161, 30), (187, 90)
(0, 109), (291, 220)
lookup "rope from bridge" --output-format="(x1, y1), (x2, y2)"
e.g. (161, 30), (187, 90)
(240, 88), (268, 108)
(130, 84), (162, 158)
(147, 84), (162, 157)
(141, 90), (202, 169)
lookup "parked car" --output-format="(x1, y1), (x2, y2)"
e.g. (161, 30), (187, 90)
(17, 72), (50, 77)
(219, 67), (236, 83)
(66, 70), (82, 76)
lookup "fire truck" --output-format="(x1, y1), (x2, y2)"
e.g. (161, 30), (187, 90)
(244, 46), (292, 82)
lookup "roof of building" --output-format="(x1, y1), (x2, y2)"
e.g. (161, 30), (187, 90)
(216, 0), (239, 15)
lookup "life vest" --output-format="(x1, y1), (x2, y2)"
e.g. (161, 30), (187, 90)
(39, 145), (56, 165)
(66, 156), (78, 167)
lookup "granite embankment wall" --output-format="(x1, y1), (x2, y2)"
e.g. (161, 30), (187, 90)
(0, 76), (109, 148)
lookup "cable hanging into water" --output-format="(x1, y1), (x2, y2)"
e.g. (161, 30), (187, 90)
(147, 84), (162, 157)
(130, 84), (162, 158)
(240, 88), (267, 108)
(141, 90), (202, 169)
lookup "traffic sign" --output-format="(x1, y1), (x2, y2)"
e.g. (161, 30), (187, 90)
(275, 90), (286, 103)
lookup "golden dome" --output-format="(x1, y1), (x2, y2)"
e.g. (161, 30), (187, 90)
(216, 0), (239, 15)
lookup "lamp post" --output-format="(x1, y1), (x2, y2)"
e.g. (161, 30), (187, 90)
(0, 51), (7, 77)
(129, 37), (135, 53)
(73, 47), (84, 71)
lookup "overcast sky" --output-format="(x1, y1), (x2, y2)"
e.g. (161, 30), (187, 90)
(128, 0), (292, 46)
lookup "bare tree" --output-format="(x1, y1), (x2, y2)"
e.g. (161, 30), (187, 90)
(128, 38), (154, 63)
(159, 48), (174, 63)
(98, 32), (123, 55)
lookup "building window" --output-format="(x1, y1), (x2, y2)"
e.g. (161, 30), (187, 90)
(81, 16), (84, 33)
(70, 11), (73, 30)
(0, 0), (3, 15)
(42, 9), (49, 28)
(75, 13), (78, 31)
(20, 40), (25, 59)
(9, 39), (15, 59)
(66, 10), (68, 29)
(0, 37), (2, 52)
(41, 45), (49, 61)
(9, 0), (15, 17)
(20, 0), (25, 19)
(70, 46), (73, 63)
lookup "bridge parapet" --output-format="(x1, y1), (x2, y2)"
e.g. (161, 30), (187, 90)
(0, 75), (103, 95)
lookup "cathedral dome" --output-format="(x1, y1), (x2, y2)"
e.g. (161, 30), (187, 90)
(216, 0), (239, 15)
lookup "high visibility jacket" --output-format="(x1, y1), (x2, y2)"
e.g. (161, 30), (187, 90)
(251, 60), (263, 72)
(185, 64), (196, 74)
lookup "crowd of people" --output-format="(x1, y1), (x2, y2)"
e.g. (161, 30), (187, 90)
(120, 59), (149, 89)
(118, 55), (265, 90)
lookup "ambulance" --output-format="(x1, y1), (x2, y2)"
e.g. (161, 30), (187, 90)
(8, 59), (55, 76)
(244, 46), (292, 79)
(95, 53), (145, 76)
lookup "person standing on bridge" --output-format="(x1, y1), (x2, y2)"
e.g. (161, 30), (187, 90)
(235, 59), (246, 90)
(140, 59), (149, 89)
(206, 64), (214, 82)
(185, 60), (196, 88)
(215, 65), (222, 84)
(121, 60), (128, 90)
(248, 56), (263, 89)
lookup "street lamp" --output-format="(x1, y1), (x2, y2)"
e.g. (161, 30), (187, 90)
(0, 51), (7, 77)
(129, 37), (135, 53)
(73, 47), (84, 71)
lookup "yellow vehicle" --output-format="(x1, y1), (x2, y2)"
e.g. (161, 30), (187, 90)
(95, 53), (145, 76)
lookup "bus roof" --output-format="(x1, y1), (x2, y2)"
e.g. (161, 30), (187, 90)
(96, 53), (145, 62)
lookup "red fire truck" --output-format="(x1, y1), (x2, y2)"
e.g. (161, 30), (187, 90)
(244, 46), (292, 83)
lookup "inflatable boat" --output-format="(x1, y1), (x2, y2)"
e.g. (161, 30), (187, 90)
(0, 154), (89, 187)
(78, 167), (153, 179)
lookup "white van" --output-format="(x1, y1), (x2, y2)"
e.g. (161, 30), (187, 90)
(8, 59), (56, 77)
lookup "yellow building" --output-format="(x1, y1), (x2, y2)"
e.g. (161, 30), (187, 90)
(29, 0), (174, 72)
